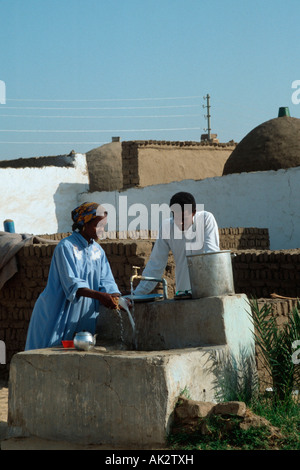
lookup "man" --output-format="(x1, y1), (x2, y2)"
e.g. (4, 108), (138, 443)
(133, 192), (220, 296)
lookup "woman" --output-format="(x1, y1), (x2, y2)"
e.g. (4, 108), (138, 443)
(25, 202), (120, 350)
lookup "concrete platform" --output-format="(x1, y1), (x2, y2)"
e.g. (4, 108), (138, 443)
(7, 345), (225, 448)
(7, 294), (256, 448)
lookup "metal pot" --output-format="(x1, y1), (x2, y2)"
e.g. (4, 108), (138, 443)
(73, 331), (96, 351)
(186, 250), (235, 299)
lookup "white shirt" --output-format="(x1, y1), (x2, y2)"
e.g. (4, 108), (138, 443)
(134, 211), (220, 295)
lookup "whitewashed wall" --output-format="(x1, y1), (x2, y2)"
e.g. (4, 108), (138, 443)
(78, 166), (300, 251)
(0, 153), (89, 234)
(1, 155), (299, 251)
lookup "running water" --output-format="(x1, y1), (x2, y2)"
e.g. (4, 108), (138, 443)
(130, 281), (136, 322)
(118, 296), (137, 349)
(116, 308), (125, 344)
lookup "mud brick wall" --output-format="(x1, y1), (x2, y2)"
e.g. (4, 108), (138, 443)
(121, 141), (140, 188)
(40, 226), (270, 251)
(1, 229), (298, 387)
(0, 244), (56, 379)
(219, 227), (269, 250)
(233, 249), (300, 298)
(85, 141), (123, 192)
(122, 140), (235, 189)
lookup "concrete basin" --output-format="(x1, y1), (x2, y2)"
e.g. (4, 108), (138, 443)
(97, 294), (254, 358)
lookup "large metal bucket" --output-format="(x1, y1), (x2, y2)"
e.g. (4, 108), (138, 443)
(187, 250), (235, 298)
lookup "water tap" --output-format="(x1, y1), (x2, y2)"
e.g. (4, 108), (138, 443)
(130, 266), (168, 299)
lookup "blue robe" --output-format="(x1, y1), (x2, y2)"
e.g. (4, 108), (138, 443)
(25, 231), (120, 350)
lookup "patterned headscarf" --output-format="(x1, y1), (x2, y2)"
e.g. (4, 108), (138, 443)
(71, 202), (102, 230)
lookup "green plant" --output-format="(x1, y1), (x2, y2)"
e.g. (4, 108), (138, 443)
(250, 394), (300, 450)
(249, 298), (300, 406)
(168, 393), (300, 450)
(207, 347), (258, 405)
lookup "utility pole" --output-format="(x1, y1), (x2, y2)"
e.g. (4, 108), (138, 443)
(203, 94), (211, 141)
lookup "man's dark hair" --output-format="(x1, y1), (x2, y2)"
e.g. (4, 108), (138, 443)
(169, 192), (196, 212)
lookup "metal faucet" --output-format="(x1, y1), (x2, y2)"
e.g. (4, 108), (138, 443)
(130, 266), (168, 300)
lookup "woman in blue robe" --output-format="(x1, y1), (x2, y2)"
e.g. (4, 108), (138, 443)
(25, 202), (121, 350)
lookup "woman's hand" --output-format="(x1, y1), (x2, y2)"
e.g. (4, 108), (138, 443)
(98, 292), (120, 310)
(76, 288), (120, 310)
(118, 296), (132, 311)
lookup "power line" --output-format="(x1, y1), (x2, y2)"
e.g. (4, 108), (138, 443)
(1, 104), (200, 111)
(6, 95), (202, 102)
(0, 113), (202, 119)
(0, 95), (203, 149)
(0, 127), (201, 133)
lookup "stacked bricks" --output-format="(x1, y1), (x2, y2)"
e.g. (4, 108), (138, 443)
(0, 243), (56, 379)
(219, 227), (269, 250)
(40, 227), (270, 252)
(233, 249), (300, 298)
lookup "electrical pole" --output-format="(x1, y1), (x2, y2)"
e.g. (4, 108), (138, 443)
(203, 94), (211, 141)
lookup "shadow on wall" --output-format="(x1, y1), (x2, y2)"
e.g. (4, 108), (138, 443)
(53, 183), (89, 233)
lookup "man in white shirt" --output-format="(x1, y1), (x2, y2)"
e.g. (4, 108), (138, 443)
(133, 192), (220, 296)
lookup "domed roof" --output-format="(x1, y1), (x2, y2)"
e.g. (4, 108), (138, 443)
(223, 116), (300, 175)
(85, 141), (122, 191)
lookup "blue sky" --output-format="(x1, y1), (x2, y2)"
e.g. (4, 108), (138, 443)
(0, 0), (299, 160)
